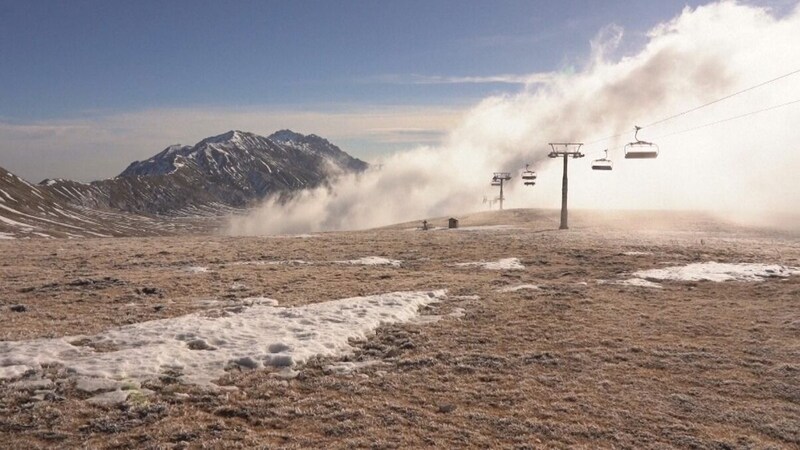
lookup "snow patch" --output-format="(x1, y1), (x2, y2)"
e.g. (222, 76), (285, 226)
(183, 266), (210, 274)
(0, 290), (446, 386)
(622, 251), (652, 256)
(598, 278), (663, 289)
(0, 364), (33, 380)
(455, 258), (525, 270)
(452, 295), (480, 300)
(337, 256), (402, 267)
(240, 297), (280, 307)
(230, 260), (310, 266)
(499, 284), (540, 292)
(633, 262), (798, 282)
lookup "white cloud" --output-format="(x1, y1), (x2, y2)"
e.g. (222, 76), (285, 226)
(229, 1), (800, 235)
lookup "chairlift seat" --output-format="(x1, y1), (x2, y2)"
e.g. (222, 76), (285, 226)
(524, 181), (536, 186)
(591, 162), (613, 170)
(624, 148), (659, 159)
(591, 149), (614, 170)
(624, 127), (659, 159)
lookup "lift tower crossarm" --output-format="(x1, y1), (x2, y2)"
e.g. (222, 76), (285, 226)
(547, 143), (584, 230)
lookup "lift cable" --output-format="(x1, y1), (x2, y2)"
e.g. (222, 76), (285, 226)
(588, 97), (800, 156)
(643, 67), (800, 128)
(583, 67), (800, 146)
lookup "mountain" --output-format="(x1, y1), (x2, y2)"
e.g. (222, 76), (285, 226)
(40, 129), (368, 215)
(0, 129), (367, 239)
(0, 166), (214, 239)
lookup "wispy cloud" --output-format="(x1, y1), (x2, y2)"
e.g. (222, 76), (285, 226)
(368, 72), (556, 86)
(363, 127), (448, 144)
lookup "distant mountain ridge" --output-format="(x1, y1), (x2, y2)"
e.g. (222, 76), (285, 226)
(39, 129), (368, 215)
(0, 129), (367, 238)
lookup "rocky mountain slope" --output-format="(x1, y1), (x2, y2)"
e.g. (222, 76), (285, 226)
(40, 129), (367, 215)
(0, 167), (217, 239)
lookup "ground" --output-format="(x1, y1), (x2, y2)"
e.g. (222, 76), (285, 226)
(1, 209), (799, 449)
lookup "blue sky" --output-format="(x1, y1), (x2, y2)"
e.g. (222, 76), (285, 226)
(0, 0), (718, 118)
(0, 0), (794, 181)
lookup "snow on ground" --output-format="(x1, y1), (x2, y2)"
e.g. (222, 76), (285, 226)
(455, 258), (525, 270)
(622, 251), (652, 256)
(0, 365), (33, 380)
(230, 260), (311, 266)
(0, 213), (35, 230)
(449, 307), (466, 319)
(633, 262), (799, 282)
(0, 232), (15, 240)
(598, 278), (663, 289)
(499, 284), (540, 292)
(183, 266), (210, 273)
(336, 256), (402, 267)
(0, 290), (446, 386)
(452, 295), (480, 300)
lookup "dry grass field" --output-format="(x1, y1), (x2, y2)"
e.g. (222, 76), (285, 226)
(1, 209), (799, 449)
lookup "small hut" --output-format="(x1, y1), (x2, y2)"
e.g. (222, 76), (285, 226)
(448, 218), (459, 229)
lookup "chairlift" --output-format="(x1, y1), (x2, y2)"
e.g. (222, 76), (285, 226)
(521, 164), (536, 186)
(624, 126), (659, 159)
(592, 149), (613, 171)
(491, 177), (501, 186)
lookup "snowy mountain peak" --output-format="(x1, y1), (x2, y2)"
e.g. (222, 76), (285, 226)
(107, 129), (367, 213)
(163, 144), (186, 155)
(268, 129), (306, 143)
(200, 130), (243, 145)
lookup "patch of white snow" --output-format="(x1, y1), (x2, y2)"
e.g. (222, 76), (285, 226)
(336, 256), (402, 267)
(499, 284), (540, 292)
(455, 258), (525, 270)
(0, 290), (446, 386)
(633, 262), (798, 282)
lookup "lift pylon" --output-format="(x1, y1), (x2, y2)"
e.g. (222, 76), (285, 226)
(491, 172), (512, 210)
(547, 143), (584, 229)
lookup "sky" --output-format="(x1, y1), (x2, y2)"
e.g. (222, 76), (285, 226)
(3, 0), (792, 181)
(225, 0), (800, 233)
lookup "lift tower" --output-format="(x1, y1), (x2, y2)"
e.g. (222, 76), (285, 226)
(547, 143), (584, 230)
(491, 172), (512, 210)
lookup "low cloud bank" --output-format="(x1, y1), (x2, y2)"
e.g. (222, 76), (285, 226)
(229, 2), (800, 235)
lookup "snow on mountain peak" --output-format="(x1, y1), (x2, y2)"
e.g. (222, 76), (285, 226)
(268, 129), (306, 143)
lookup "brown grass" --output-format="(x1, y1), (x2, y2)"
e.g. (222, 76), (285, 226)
(1, 209), (799, 449)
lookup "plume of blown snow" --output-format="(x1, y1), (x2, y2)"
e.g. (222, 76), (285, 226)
(228, 2), (800, 235)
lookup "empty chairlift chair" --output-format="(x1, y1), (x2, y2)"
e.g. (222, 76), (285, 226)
(521, 164), (537, 186)
(624, 126), (659, 159)
(592, 150), (613, 171)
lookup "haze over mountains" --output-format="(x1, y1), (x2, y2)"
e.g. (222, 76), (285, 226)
(0, 130), (368, 239)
